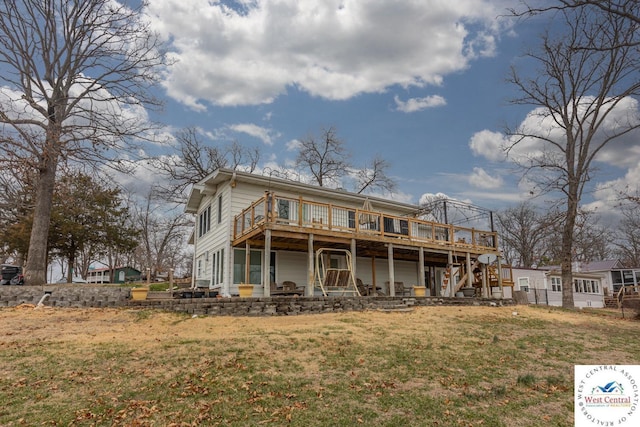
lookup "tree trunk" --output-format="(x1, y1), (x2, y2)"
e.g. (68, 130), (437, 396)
(66, 250), (76, 284)
(561, 187), (579, 309)
(24, 157), (58, 286)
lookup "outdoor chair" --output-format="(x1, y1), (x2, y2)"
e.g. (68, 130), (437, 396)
(356, 278), (369, 296)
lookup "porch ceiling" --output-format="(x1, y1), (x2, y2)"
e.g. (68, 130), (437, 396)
(235, 227), (459, 266)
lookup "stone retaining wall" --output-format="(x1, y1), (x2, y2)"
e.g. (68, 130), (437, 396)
(0, 285), (515, 315)
(129, 295), (514, 316)
(0, 285), (130, 308)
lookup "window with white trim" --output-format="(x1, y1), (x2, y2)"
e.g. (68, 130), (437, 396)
(211, 248), (225, 286)
(198, 205), (211, 237)
(550, 277), (562, 292)
(517, 277), (530, 292)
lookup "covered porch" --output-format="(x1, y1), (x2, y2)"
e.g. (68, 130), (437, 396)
(232, 192), (512, 298)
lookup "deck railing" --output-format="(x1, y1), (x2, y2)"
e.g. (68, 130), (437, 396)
(233, 193), (498, 251)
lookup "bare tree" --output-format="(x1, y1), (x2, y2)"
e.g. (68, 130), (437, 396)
(496, 202), (558, 267)
(295, 127), (351, 187)
(0, 0), (166, 285)
(613, 205), (640, 267)
(152, 127), (261, 202)
(133, 189), (191, 279)
(294, 127), (397, 194)
(513, 1), (640, 35)
(355, 155), (396, 194)
(507, 4), (640, 307)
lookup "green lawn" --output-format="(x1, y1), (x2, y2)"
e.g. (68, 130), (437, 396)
(0, 305), (637, 426)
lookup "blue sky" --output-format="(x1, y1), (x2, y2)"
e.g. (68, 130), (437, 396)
(132, 0), (639, 216)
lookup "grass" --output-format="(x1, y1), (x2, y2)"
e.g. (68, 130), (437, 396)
(0, 305), (638, 426)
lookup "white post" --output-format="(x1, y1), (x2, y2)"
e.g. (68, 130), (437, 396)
(418, 247), (425, 288)
(307, 234), (314, 296)
(351, 239), (357, 282)
(388, 244), (395, 297)
(497, 256), (504, 299)
(264, 229), (271, 297)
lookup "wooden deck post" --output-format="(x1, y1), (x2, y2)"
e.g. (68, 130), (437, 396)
(388, 244), (395, 297)
(466, 252), (472, 287)
(372, 256), (377, 291)
(264, 229), (271, 297)
(448, 251), (454, 297)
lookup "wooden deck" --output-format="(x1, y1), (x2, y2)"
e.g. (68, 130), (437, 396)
(233, 192), (499, 257)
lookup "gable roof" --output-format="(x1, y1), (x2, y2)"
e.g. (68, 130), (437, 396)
(579, 260), (623, 272)
(185, 168), (420, 214)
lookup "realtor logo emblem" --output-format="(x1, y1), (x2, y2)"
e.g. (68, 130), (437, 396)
(575, 365), (639, 426)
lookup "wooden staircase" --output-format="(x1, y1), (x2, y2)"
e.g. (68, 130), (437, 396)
(604, 296), (618, 309)
(610, 286), (640, 309)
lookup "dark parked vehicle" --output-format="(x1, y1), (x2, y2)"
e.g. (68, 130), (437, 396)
(1, 264), (24, 285)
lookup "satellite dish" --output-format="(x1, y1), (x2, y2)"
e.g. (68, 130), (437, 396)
(477, 253), (497, 264)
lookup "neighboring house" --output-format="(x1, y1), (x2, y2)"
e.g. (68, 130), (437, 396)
(86, 266), (142, 284)
(512, 267), (604, 308)
(575, 260), (640, 296)
(185, 168), (510, 298)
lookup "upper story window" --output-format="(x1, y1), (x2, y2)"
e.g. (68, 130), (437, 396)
(218, 195), (223, 224)
(198, 205), (211, 237)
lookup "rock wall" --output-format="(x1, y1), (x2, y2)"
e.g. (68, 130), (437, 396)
(0, 285), (515, 315)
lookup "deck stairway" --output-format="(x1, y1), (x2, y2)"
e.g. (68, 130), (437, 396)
(610, 286), (640, 309)
(604, 296), (618, 309)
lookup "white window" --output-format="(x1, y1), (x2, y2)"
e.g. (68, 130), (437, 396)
(198, 205), (211, 237)
(518, 277), (530, 292)
(551, 277), (562, 292)
(585, 280), (593, 293)
(211, 248), (225, 286)
(233, 249), (262, 284)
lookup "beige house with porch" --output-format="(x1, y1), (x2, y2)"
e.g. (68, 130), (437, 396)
(185, 168), (511, 298)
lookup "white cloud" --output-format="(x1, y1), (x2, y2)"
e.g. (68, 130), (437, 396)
(470, 96), (640, 215)
(146, 0), (510, 107)
(472, 96), (640, 169)
(228, 123), (279, 145)
(285, 139), (302, 151)
(468, 167), (503, 189)
(469, 129), (508, 162)
(394, 95), (446, 113)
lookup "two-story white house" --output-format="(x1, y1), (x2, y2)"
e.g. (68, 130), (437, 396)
(185, 168), (510, 298)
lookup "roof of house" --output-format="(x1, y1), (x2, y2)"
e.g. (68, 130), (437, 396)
(579, 260), (623, 272)
(185, 168), (421, 214)
(511, 266), (603, 279)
